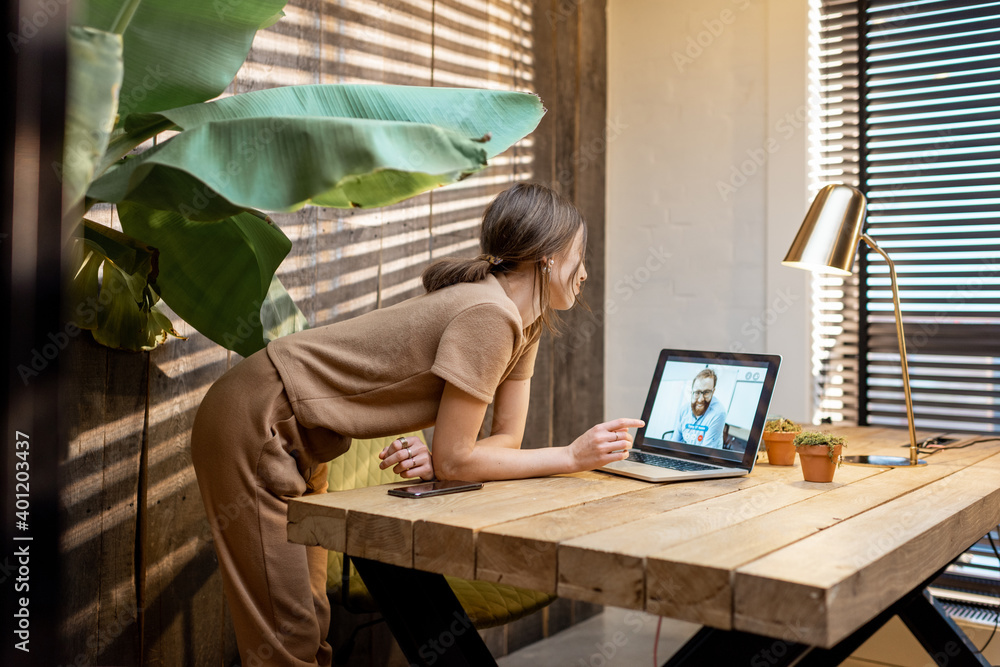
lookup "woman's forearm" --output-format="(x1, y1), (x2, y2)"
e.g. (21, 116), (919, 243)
(434, 441), (574, 481)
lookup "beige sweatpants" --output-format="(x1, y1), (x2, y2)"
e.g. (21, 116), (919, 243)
(191, 349), (350, 667)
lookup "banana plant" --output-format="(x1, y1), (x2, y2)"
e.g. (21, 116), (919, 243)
(66, 0), (545, 356)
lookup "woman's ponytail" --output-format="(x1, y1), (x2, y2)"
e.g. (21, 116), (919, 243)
(422, 255), (503, 292)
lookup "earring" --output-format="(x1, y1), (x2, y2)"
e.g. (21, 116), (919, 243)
(541, 258), (553, 275)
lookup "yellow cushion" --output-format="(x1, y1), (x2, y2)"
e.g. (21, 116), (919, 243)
(445, 576), (555, 629)
(326, 433), (556, 625)
(327, 433), (416, 492)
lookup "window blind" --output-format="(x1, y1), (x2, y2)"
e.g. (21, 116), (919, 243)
(864, 0), (1000, 433)
(812, 0), (1000, 613)
(811, 0), (1000, 433)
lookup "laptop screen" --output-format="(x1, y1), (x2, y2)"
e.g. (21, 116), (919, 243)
(636, 350), (781, 467)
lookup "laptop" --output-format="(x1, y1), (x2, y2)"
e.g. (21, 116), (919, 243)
(600, 349), (781, 483)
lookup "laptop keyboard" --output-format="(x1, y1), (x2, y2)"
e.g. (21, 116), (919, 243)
(626, 451), (720, 472)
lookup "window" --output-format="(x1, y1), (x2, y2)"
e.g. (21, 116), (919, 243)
(810, 0), (1000, 433)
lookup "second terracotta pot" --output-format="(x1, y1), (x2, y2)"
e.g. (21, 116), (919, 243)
(763, 432), (797, 466)
(797, 444), (843, 483)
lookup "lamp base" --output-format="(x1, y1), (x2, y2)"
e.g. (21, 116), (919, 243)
(842, 454), (927, 467)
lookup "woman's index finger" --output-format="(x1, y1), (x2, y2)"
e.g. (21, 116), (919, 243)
(606, 417), (644, 430)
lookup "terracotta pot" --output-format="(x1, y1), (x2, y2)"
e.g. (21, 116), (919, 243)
(797, 444), (843, 483)
(763, 432), (798, 466)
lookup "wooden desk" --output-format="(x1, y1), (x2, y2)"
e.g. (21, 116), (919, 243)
(288, 426), (1000, 666)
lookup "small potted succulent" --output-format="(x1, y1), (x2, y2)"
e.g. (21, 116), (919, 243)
(793, 431), (846, 483)
(762, 418), (801, 466)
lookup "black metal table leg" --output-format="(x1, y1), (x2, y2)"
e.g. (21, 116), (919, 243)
(664, 563), (992, 667)
(897, 589), (991, 667)
(793, 585), (929, 667)
(352, 557), (498, 667)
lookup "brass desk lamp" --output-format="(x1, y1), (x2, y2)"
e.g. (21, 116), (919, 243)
(783, 184), (927, 467)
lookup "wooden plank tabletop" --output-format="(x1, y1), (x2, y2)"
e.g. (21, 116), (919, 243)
(287, 426), (1000, 648)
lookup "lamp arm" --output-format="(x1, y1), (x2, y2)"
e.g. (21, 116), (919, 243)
(860, 233), (919, 463)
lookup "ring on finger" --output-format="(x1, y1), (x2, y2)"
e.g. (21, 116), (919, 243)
(614, 431), (621, 442)
(399, 436), (408, 448)
(406, 446), (413, 459)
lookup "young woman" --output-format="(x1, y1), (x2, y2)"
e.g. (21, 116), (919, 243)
(190, 182), (643, 667)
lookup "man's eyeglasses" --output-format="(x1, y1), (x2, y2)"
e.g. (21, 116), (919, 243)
(692, 389), (714, 399)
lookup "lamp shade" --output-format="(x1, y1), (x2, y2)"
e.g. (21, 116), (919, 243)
(782, 184), (867, 276)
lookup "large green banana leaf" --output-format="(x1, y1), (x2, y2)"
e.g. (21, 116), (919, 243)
(91, 261), (179, 350)
(91, 261), (180, 350)
(117, 201), (305, 357)
(88, 117), (493, 219)
(68, 226), (183, 351)
(63, 27), (123, 212)
(124, 84), (545, 160)
(81, 0), (287, 120)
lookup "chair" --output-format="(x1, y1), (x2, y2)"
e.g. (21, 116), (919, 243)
(326, 432), (555, 663)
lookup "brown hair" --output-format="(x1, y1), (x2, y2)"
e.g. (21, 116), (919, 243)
(422, 182), (586, 337)
(693, 368), (718, 389)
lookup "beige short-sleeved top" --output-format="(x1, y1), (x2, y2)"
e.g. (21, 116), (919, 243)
(266, 273), (538, 439)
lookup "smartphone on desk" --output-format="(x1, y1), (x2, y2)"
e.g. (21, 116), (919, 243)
(387, 480), (483, 498)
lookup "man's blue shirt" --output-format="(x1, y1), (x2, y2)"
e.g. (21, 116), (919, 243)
(671, 398), (727, 449)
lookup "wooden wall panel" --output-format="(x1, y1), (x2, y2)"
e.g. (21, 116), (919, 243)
(522, 0), (558, 452)
(552, 0), (605, 452)
(60, 338), (146, 666)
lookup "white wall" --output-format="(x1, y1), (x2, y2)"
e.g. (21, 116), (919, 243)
(606, 0), (812, 423)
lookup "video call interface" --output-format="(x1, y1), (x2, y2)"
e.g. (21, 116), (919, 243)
(643, 358), (771, 462)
